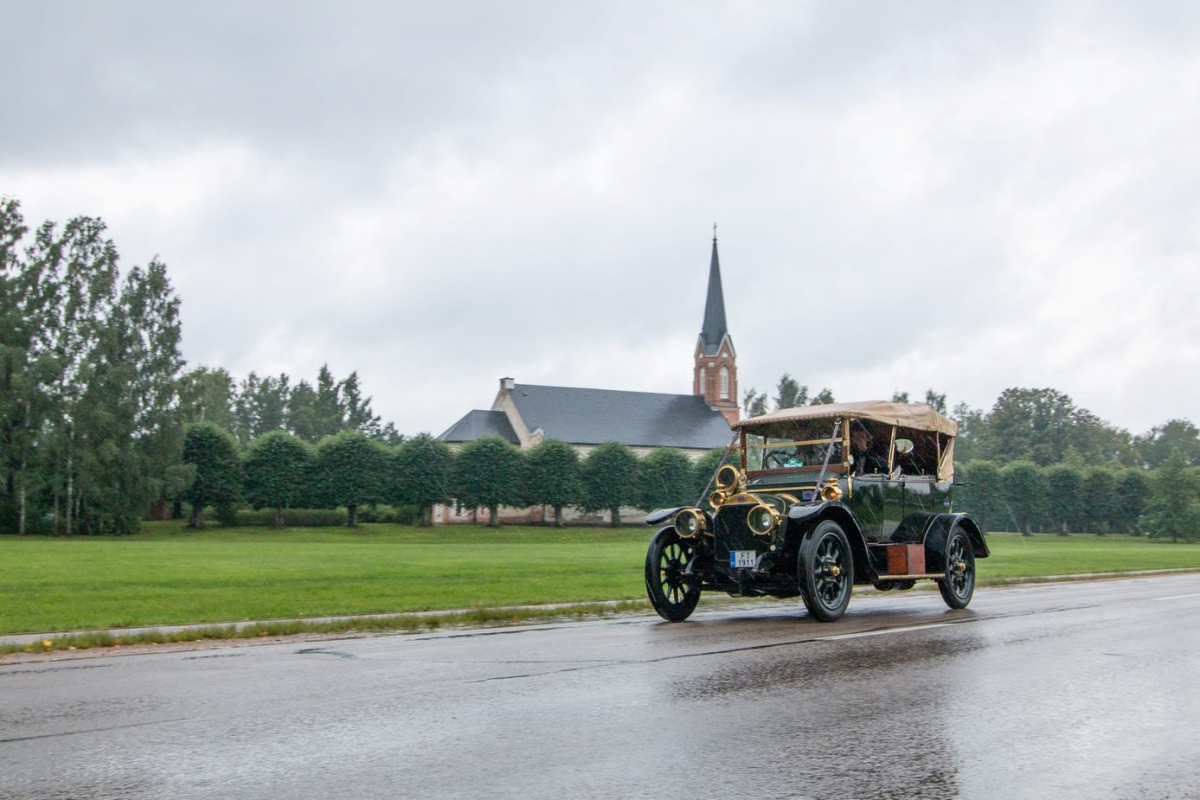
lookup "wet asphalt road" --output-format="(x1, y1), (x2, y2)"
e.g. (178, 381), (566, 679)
(3, 575), (1200, 800)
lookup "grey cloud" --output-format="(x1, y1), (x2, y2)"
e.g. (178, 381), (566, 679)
(3, 1), (1199, 435)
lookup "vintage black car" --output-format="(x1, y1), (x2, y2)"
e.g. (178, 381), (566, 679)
(644, 401), (988, 622)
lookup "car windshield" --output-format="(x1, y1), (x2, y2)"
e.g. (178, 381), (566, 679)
(743, 419), (842, 486)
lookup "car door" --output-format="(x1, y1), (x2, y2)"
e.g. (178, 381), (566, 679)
(850, 474), (886, 541)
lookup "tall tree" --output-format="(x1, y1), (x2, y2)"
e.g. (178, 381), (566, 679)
(582, 442), (640, 527)
(809, 388), (835, 405)
(1135, 420), (1200, 469)
(525, 439), (581, 528)
(233, 372), (290, 445)
(0, 198), (40, 533)
(774, 374), (806, 410)
(392, 433), (455, 526)
(181, 422), (242, 529)
(1, 200), (186, 534)
(951, 403), (985, 462)
(244, 432), (313, 527)
(339, 371), (382, 438)
(453, 436), (524, 528)
(924, 389), (947, 414)
(286, 379), (320, 442)
(972, 388), (1132, 467)
(29, 215), (120, 534)
(742, 387), (768, 418)
(312, 364), (345, 441)
(78, 259), (184, 532)
(1140, 450), (1200, 543)
(179, 366), (236, 430)
(314, 430), (386, 527)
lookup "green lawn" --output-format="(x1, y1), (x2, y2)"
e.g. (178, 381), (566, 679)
(976, 532), (1200, 581)
(1, 524), (1197, 635)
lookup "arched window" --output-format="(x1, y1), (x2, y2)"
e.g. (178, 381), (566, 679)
(699, 367), (706, 394)
(719, 367), (730, 400)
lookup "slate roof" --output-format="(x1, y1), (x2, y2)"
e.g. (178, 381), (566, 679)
(508, 383), (734, 450)
(700, 237), (728, 356)
(438, 410), (519, 444)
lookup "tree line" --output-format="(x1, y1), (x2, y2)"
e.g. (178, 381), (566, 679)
(0, 199), (395, 535)
(182, 426), (730, 530)
(746, 375), (1199, 471)
(4, 198), (1198, 537)
(958, 451), (1200, 541)
(182, 422), (1199, 539)
(183, 363), (400, 447)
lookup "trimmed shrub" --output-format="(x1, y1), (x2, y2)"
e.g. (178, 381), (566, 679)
(453, 436), (526, 528)
(638, 448), (694, 511)
(582, 442), (640, 527)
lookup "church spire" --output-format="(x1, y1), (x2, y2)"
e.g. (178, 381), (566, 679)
(700, 229), (728, 354)
(694, 227), (738, 425)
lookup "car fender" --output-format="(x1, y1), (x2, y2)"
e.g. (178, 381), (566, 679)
(788, 501), (879, 584)
(921, 513), (989, 572)
(645, 507), (687, 526)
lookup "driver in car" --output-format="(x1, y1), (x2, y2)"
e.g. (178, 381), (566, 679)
(850, 425), (887, 475)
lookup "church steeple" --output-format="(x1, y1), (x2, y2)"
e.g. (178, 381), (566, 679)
(700, 233), (728, 354)
(694, 228), (739, 426)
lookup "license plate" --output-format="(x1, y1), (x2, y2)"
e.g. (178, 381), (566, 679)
(730, 550), (756, 569)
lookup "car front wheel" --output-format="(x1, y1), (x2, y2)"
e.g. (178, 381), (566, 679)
(938, 527), (976, 609)
(645, 529), (701, 622)
(799, 520), (854, 622)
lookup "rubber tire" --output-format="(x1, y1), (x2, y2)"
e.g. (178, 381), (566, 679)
(645, 529), (701, 622)
(938, 526), (976, 610)
(798, 520), (854, 623)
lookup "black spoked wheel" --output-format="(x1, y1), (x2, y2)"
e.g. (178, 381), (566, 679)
(938, 527), (976, 609)
(799, 520), (854, 622)
(645, 529), (701, 622)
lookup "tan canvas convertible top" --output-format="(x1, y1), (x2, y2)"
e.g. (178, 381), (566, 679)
(733, 401), (958, 480)
(732, 400), (958, 436)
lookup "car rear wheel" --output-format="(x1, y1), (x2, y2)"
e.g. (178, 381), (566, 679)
(645, 529), (701, 622)
(799, 520), (854, 622)
(938, 527), (976, 609)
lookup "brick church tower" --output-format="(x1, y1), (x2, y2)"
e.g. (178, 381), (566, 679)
(693, 232), (739, 426)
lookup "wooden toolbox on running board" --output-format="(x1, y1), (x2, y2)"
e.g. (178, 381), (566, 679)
(886, 544), (926, 575)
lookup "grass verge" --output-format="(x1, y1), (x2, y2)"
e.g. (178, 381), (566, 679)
(0, 600), (650, 657)
(2, 524), (1198, 655)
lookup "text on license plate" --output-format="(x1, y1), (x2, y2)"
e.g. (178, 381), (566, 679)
(730, 550), (756, 569)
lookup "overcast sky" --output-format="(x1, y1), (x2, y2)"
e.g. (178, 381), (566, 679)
(3, 1), (1198, 436)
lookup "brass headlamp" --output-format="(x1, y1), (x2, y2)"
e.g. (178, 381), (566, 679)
(747, 503), (781, 537)
(709, 464), (746, 510)
(715, 465), (743, 493)
(673, 508), (706, 539)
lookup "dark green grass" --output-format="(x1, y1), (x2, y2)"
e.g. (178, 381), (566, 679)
(977, 532), (1200, 582)
(2, 524), (1197, 639)
(0, 523), (654, 635)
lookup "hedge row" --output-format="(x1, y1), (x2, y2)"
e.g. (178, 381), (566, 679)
(955, 460), (1150, 535)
